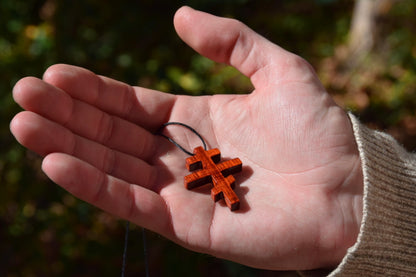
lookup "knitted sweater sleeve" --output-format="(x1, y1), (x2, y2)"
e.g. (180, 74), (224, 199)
(328, 114), (416, 276)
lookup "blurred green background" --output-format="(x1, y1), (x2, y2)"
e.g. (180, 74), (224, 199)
(1, 0), (416, 276)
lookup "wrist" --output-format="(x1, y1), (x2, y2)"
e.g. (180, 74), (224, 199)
(329, 113), (416, 276)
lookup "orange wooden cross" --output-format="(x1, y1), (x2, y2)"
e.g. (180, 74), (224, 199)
(184, 146), (243, 211)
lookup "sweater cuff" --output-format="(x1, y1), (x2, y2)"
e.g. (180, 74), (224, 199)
(329, 113), (416, 276)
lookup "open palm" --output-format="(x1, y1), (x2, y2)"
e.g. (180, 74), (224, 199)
(10, 7), (363, 271)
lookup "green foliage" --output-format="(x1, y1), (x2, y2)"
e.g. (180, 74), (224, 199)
(1, 0), (416, 276)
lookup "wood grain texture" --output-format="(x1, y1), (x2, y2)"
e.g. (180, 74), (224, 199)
(184, 146), (242, 211)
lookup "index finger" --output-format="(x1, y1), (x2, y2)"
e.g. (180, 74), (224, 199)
(43, 64), (177, 131)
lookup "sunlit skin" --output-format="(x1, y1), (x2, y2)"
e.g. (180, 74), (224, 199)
(10, 7), (363, 270)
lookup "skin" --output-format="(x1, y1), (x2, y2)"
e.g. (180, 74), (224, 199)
(10, 6), (363, 271)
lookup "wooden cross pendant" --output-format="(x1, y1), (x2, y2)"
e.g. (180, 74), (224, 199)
(184, 146), (243, 211)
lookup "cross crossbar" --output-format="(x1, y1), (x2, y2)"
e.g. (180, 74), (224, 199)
(184, 146), (242, 211)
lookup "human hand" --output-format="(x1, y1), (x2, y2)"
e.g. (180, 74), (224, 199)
(10, 6), (363, 270)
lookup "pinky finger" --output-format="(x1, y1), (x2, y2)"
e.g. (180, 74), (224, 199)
(42, 153), (171, 235)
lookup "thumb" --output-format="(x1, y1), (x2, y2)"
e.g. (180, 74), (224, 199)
(173, 6), (309, 88)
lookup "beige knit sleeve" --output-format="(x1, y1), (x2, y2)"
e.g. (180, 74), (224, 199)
(329, 114), (416, 276)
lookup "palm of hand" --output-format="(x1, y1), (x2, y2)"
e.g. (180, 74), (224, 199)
(10, 7), (363, 271)
(160, 72), (362, 269)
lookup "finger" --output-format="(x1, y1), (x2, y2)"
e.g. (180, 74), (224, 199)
(173, 6), (317, 88)
(10, 111), (157, 189)
(42, 64), (176, 130)
(13, 77), (157, 160)
(42, 153), (171, 235)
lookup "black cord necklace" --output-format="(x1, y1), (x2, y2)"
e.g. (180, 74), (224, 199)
(121, 122), (208, 277)
(157, 122), (208, 155)
(121, 121), (243, 276)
